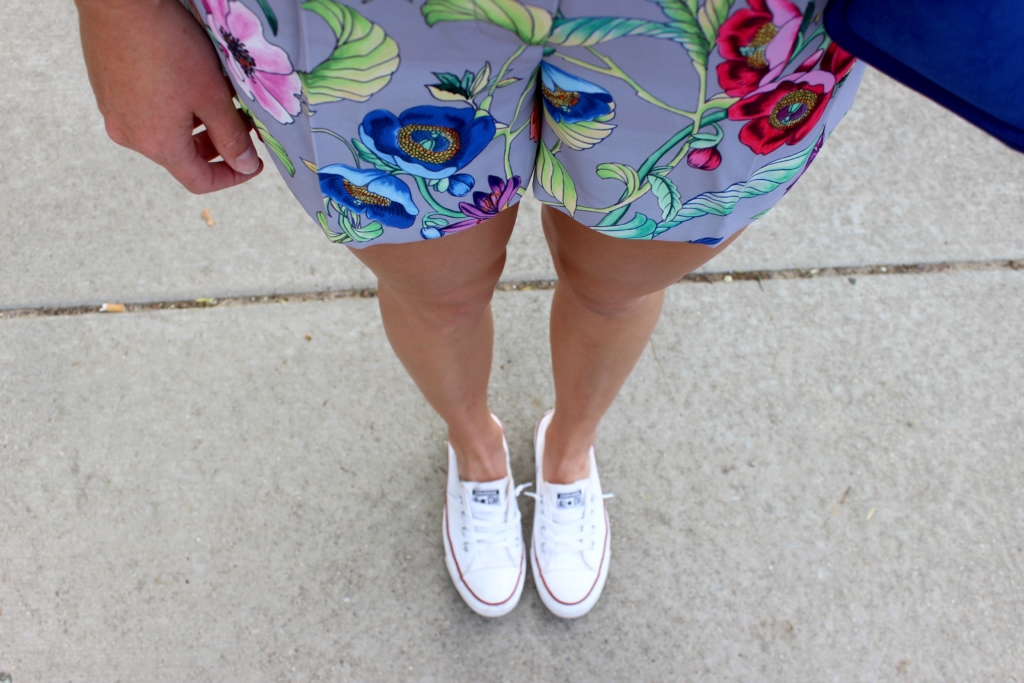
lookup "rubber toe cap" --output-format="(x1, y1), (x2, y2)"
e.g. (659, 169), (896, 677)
(539, 568), (598, 605)
(464, 566), (521, 604)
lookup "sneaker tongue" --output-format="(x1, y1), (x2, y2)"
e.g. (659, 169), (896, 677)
(546, 482), (586, 523)
(462, 478), (508, 521)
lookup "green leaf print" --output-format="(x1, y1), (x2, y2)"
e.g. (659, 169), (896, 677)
(688, 130), (723, 149)
(350, 138), (401, 173)
(546, 17), (681, 47)
(317, 211), (348, 243)
(594, 213), (659, 240)
(648, 173), (683, 225)
(651, 0), (699, 22)
(597, 163), (641, 199)
(427, 63), (496, 104)
(238, 102), (294, 176)
(422, 0), (553, 45)
(657, 141), (816, 230)
(300, 0), (400, 105)
(546, 109), (616, 151)
(697, 0), (736, 47)
(319, 209), (385, 243)
(349, 220), (385, 242)
(643, 0), (736, 68)
(255, 0), (278, 35)
(421, 214), (450, 229)
(535, 142), (578, 216)
(648, 0), (710, 69)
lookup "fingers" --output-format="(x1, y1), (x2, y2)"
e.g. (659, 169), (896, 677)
(80, 0), (266, 195)
(192, 129), (220, 161)
(163, 128), (264, 194)
(192, 117), (255, 161)
(196, 97), (262, 176)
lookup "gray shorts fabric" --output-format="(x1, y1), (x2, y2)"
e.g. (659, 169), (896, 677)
(187, 0), (864, 247)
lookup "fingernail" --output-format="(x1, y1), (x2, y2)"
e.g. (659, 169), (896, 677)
(236, 147), (259, 174)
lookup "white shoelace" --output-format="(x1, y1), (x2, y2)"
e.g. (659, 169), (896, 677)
(457, 482), (532, 553)
(526, 487), (614, 554)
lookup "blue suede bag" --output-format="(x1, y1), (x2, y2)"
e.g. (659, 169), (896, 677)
(824, 0), (1024, 153)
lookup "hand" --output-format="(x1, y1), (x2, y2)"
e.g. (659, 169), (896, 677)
(76, 0), (263, 193)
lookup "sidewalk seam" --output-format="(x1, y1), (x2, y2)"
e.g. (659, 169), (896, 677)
(1, 258), (1019, 320)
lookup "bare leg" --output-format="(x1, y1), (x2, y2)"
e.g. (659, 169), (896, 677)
(541, 205), (744, 483)
(348, 206), (519, 482)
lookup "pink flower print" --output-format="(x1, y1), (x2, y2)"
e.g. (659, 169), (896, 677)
(686, 146), (722, 171)
(716, 0), (803, 97)
(202, 0), (302, 124)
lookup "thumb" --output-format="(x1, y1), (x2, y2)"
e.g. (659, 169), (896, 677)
(198, 99), (261, 175)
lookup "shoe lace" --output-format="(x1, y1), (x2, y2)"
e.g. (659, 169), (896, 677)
(525, 488), (614, 554)
(457, 482), (532, 553)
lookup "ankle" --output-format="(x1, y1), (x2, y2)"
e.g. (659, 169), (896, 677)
(450, 415), (508, 482)
(542, 419), (593, 484)
(542, 450), (591, 485)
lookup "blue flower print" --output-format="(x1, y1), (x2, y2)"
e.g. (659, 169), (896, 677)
(446, 173), (474, 196)
(539, 62), (613, 124)
(319, 164), (419, 229)
(359, 105), (496, 180)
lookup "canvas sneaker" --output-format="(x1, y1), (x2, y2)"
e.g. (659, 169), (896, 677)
(527, 410), (612, 619)
(442, 414), (530, 617)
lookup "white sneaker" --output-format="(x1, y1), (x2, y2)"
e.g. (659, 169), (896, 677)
(443, 414), (530, 617)
(527, 410), (612, 619)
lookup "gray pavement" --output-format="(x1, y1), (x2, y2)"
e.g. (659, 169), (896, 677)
(3, 273), (1024, 681)
(3, 0), (1024, 680)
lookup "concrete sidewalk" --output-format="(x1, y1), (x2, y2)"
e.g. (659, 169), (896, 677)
(2, 272), (1023, 681)
(3, 0), (1024, 680)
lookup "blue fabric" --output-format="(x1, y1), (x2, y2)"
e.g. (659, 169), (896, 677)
(824, 0), (1024, 153)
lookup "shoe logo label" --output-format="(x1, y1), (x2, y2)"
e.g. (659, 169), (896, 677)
(472, 489), (500, 505)
(557, 490), (583, 509)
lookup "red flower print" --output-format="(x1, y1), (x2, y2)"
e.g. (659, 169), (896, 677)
(529, 97), (541, 142)
(687, 147), (723, 171)
(728, 70), (835, 155)
(820, 41), (857, 83)
(716, 0), (803, 97)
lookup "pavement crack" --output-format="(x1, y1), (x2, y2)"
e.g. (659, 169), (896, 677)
(1, 258), (1019, 320)
(679, 257), (1021, 285)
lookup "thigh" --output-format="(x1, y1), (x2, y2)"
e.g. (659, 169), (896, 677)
(349, 204), (518, 306)
(542, 205), (743, 304)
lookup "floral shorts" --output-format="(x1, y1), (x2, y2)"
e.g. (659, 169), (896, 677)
(188, 0), (864, 247)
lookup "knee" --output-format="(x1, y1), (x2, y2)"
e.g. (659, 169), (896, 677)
(416, 288), (495, 330)
(564, 281), (654, 320)
(382, 277), (496, 331)
(375, 242), (506, 331)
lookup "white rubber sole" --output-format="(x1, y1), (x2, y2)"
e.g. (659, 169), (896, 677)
(530, 512), (610, 619)
(443, 506), (525, 618)
(442, 413), (525, 618)
(530, 409), (611, 619)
